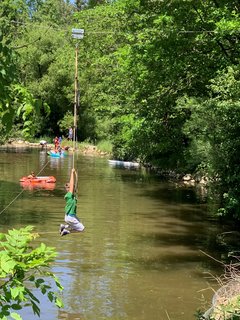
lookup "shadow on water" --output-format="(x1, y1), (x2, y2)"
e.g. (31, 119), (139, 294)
(115, 171), (230, 273)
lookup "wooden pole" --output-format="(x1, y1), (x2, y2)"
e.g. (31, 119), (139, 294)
(74, 43), (78, 149)
(73, 43), (78, 168)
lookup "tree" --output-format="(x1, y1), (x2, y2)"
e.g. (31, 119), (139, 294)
(15, 0), (76, 136)
(0, 35), (17, 126)
(0, 36), (45, 140)
(108, 1), (240, 170)
(180, 67), (240, 219)
(72, 3), (128, 142)
(0, 0), (50, 140)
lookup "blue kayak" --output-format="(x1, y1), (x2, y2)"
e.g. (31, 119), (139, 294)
(48, 151), (67, 158)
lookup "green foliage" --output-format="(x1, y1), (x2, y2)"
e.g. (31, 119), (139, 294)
(105, 0), (240, 219)
(111, 114), (142, 161)
(73, 3), (128, 141)
(0, 226), (63, 319)
(0, 0), (29, 36)
(0, 1), (53, 140)
(32, 0), (74, 25)
(194, 309), (204, 319)
(57, 111), (74, 136)
(16, 22), (74, 134)
(96, 139), (112, 153)
(209, 296), (240, 319)
(0, 33), (17, 110)
(111, 0), (240, 168)
(180, 66), (240, 218)
(0, 83), (49, 139)
(14, 85), (50, 137)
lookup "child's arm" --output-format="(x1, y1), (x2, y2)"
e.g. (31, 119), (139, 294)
(69, 168), (75, 193)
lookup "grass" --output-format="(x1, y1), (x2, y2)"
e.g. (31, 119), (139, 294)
(96, 140), (112, 153)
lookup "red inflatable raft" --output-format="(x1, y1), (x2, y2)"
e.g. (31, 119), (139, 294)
(20, 181), (56, 191)
(19, 176), (56, 183)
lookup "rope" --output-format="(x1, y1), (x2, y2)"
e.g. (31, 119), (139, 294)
(0, 158), (51, 216)
(74, 169), (78, 196)
(35, 158), (51, 176)
(0, 189), (25, 216)
(72, 42), (79, 198)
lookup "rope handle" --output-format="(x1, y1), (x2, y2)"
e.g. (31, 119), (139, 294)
(74, 169), (78, 196)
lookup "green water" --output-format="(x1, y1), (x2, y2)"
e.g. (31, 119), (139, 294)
(0, 147), (225, 320)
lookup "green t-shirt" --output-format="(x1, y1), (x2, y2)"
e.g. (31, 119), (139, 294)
(64, 191), (77, 216)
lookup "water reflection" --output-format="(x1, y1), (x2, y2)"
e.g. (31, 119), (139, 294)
(0, 148), (228, 320)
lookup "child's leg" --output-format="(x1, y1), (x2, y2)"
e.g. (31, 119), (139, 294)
(59, 223), (70, 234)
(66, 215), (85, 232)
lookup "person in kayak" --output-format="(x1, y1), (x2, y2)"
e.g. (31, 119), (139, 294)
(27, 171), (36, 179)
(59, 168), (85, 236)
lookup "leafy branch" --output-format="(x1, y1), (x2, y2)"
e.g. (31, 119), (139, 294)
(0, 226), (63, 320)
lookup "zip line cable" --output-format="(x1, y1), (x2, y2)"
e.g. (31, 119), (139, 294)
(0, 190), (25, 216)
(0, 157), (52, 216)
(35, 158), (52, 176)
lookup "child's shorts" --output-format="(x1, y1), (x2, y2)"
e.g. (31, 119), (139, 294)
(64, 214), (85, 232)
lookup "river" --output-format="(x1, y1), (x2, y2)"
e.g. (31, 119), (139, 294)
(0, 146), (228, 320)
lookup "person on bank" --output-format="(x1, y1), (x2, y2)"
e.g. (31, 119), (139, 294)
(59, 168), (85, 236)
(68, 127), (73, 141)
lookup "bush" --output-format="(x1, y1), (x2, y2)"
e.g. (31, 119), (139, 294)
(0, 226), (63, 319)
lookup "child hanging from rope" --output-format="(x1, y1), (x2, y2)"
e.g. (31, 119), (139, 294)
(59, 168), (85, 236)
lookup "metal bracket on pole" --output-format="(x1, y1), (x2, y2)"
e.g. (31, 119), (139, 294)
(72, 28), (84, 40)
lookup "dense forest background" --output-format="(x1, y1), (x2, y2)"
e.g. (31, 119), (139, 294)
(1, 0), (240, 219)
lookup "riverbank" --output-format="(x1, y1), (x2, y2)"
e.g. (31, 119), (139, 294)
(1, 139), (109, 157)
(2, 139), (208, 187)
